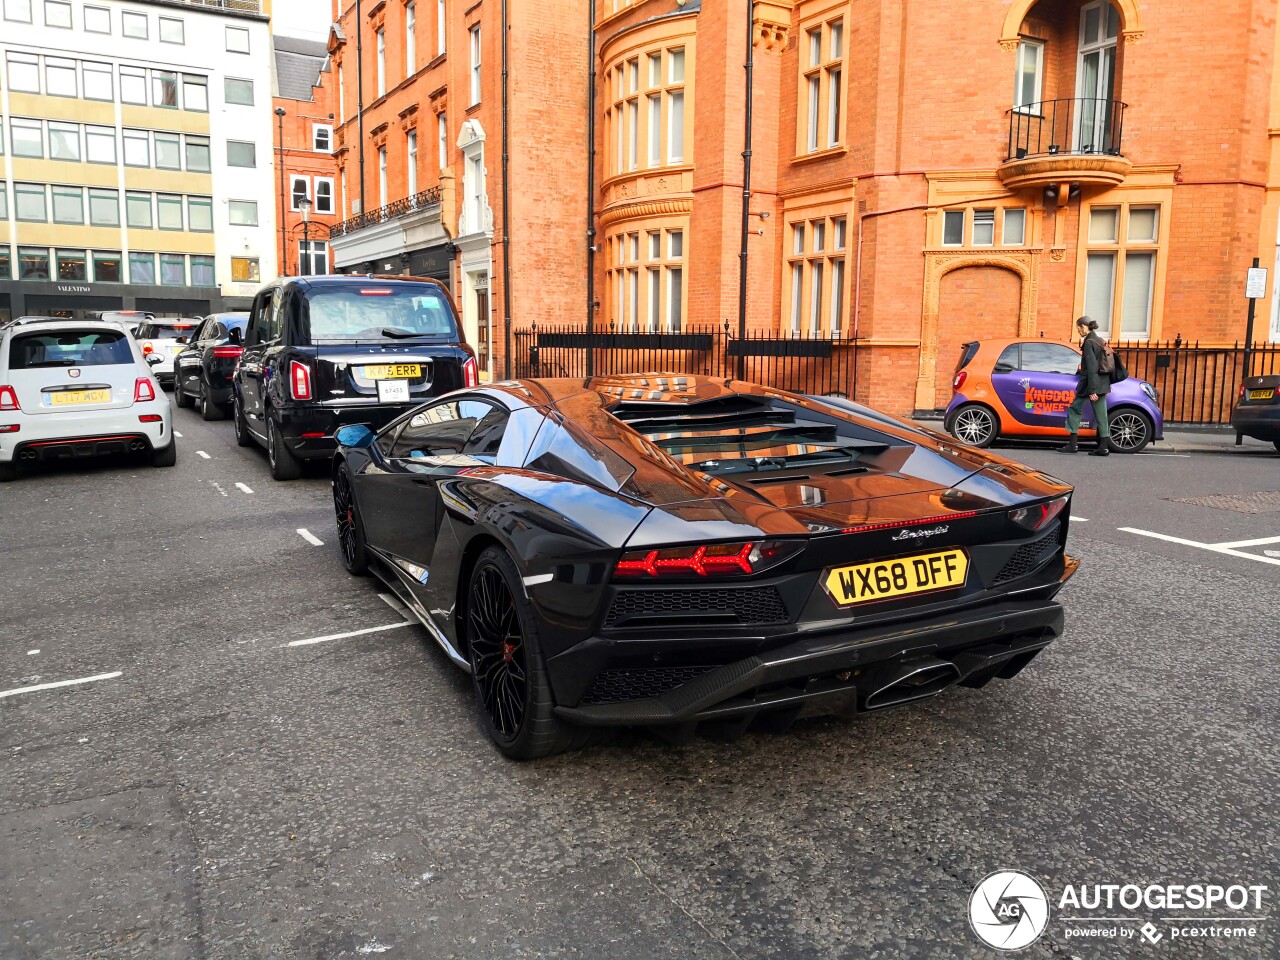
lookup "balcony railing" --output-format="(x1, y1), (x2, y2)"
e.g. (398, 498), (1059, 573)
(329, 187), (444, 239)
(171, 0), (262, 13)
(1006, 98), (1127, 162)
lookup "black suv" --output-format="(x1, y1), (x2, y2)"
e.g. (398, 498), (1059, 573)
(232, 275), (477, 480)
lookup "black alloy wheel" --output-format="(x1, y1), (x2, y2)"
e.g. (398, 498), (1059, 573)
(174, 376), (192, 408)
(267, 415), (302, 481)
(332, 467), (369, 575)
(199, 381), (222, 421)
(466, 547), (590, 760)
(232, 397), (253, 447)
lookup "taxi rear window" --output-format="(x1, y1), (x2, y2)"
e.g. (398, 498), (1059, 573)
(136, 322), (196, 340)
(9, 331), (133, 368)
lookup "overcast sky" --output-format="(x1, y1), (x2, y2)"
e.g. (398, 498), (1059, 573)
(272, 0), (332, 41)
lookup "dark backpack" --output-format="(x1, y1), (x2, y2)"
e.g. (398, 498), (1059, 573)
(1100, 343), (1128, 383)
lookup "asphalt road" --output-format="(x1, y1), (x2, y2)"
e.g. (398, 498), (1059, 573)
(2, 408), (1278, 960)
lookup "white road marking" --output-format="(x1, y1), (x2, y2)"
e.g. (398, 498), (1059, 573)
(1142, 453), (1192, 458)
(235, 483), (254, 494)
(197, 450), (211, 460)
(296, 528), (324, 546)
(1073, 517), (1089, 522)
(1215, 534), (1280, 549)
(210, 481), (228, 497)
(285, 621), (414, 647)
(174, 431), (183, 438)
(1120, 527), (1280, 567)
(26, 650), (39, 655)
(378, 592), (408, 615)
(0, 671), (122, 700)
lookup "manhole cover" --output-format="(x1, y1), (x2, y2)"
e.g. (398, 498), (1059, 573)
(1166, 490), (1280, 513)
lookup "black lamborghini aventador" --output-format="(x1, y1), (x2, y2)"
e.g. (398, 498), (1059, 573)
(330, 374), (1078, 759)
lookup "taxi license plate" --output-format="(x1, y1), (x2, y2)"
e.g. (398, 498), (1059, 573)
(50, 389), (111, 406)
(823, 548), (969, 607)
(1248, 388), (1275, 401)
(361, 363), (421, 380)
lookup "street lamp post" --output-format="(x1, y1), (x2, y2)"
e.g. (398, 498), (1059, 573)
(298, 196), (313, 275)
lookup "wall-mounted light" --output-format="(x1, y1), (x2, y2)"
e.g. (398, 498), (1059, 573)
(754, 211), (771, 220)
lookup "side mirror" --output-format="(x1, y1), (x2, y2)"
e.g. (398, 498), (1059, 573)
(146, 354), (163, 366)
(335, 423), (376, 449)
(227, 327), (243, 345)
(175, 336), (189, 345)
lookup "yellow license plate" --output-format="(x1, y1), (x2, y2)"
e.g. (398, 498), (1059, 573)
(1248, 388), (1275, 401)
(823, 548), (969, 607)
(361, 363), (421, 380)
(50, 389), (111, 406)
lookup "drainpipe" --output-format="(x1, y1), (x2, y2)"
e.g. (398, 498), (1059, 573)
(736, 0), (755, 381)
(585, 1), (597, 376)
(501, 0), (513, 378)
(275, 107), (288, 275)
(356, 0), (366, 215)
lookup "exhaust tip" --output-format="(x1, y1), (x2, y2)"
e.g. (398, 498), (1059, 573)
(18, 449), (37, 460)
(129, 440), (147, 452)
(860, 658), (961, 711)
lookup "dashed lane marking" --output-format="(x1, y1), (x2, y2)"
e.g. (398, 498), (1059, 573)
(0, 671), (122, 700)
(297, 528), (324, 546)
(26, 650), (39, 656)
(285, 622), (414, 647)
(174, 432), (183, 438)
(1119, 527), (1280, 567)
(196, 450), (211, 460)
(235, 483), (254, 494)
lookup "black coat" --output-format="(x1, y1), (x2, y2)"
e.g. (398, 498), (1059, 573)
(1076, 333), (1111, 397)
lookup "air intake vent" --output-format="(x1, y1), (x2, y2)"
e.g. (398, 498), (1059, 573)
(580, 665), (717, 704)
(994, 524), (1062, 584)
(606, 586), (788, 628)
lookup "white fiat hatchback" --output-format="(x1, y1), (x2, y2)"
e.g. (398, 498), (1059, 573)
(0, 318), (175, 482)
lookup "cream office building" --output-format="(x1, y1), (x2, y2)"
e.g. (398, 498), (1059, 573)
(0, 0), (277, 321)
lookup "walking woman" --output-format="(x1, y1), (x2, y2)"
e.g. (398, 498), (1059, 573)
(1059, 317), (1112, 456)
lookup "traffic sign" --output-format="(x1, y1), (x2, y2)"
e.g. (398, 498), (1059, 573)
(1246, 267), (1268, 299)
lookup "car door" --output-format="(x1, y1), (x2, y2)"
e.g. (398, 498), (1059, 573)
(1012, 342), (1084, 429)
(237, 290), (277, 434)
(175, 318), (211, 397)
(358, 397), (500, 581)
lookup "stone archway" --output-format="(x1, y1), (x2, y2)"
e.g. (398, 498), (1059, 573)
(998, 0), (1145, 49)
(916, 253), (1040, 411)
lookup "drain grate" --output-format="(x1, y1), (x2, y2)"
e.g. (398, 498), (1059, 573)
(1166, 490), (1280, 514)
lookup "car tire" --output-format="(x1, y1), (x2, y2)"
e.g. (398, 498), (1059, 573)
(173, 378), (192, 408)
(949, 404), (998, 448)
(266, 413), (303, 481)
(1273, 439), (1280, 454)
(466, 546), (591, 761)
(232, 397), (253, 448)
(150, 439), (177, 468)
(0, 461), (17, 483)
(199, 383), (223, 421)
(1107, 409), (1152, 454)
(332, 465), (370, 575)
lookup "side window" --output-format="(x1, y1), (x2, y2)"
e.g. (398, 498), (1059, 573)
(1021, 343), (1080, 374)
(245, 293), (270, 346)
(210, 322), (227, 340)
(265, 287), (285, 342)
(389, 398), (494, 460)
(995, 344), (1020, 369)
(463, 405), (509, 463)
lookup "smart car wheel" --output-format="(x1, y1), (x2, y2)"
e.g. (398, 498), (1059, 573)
(467, 547), (580, 761)
(950, 404), (998, 448)
(332, 466), (369, 575)
(1107, 410), (1152, 453)
(267, 414), (302, 481)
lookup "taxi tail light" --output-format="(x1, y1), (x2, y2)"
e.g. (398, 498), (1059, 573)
(613, 540), (802, 579)
(213, 346), (244, 359)
(134, 378), (156, 403)
(952, 370), (968, 391)
(0, 386), (18, 411)
(290, 361), (312, 400)
(463, 356), (479, 388)
(1009, 495), (1070, 532)
(141, 341), (154, 356)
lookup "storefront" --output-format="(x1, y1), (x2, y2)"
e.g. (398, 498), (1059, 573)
(0, 279), (226, 323)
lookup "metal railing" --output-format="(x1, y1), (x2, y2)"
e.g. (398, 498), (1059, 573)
(1116, 338), (1280, 425)
(1006, 97), (1127, 162)
(172, 0), (262, 12)
(329, 186), (444, 239)
(514, 322), (861, 397)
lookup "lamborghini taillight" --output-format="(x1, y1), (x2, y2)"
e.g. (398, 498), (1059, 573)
(613, 540), (802, 579)
(1009, 495), (1070, 532)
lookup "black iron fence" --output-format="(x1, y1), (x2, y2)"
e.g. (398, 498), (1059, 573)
(512, 327), (1280, 425)
(514, 323), (861, 397)
(1006, 98), (1127, 161)
(329, 187), (443, 239)
(1115, 338), (1280, 425)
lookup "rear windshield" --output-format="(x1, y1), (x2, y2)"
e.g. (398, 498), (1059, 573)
(955, 342), (980, 372)
(136, 321), (197, 340)
(301, 283), (460, 342)
(9, 330), (133, 368)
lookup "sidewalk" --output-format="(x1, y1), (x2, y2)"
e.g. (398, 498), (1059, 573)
(1154, 428), (1279, 455)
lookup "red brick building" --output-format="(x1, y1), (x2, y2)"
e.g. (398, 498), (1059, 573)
(272, 35), (338, 278)
(314, 0), (1280, 409)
